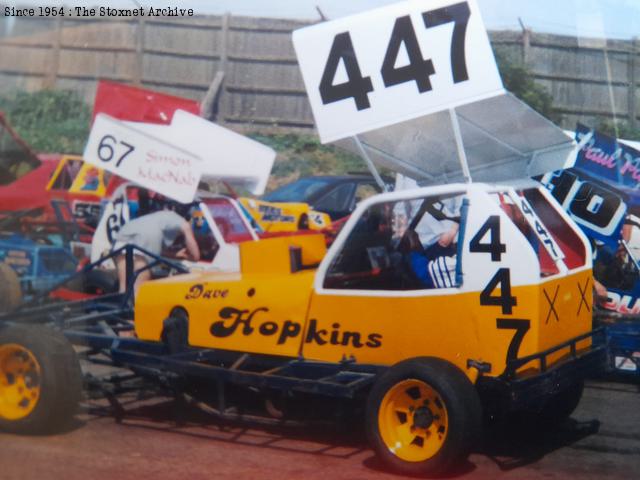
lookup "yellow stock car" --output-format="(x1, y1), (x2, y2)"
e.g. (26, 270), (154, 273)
(132, 182), (604, 475)
(239, 197), (331, 232)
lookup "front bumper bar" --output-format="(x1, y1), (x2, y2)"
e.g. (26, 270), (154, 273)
(477, 328), (607, 412)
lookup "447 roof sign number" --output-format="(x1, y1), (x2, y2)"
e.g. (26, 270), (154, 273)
(293, 0), (504, 143)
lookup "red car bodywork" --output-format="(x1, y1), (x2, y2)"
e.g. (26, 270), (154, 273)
(92, 81), (200, 124)
(1, 81), (201, 221)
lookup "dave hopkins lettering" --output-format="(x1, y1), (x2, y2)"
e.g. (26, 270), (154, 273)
(209, 307), (383, 348)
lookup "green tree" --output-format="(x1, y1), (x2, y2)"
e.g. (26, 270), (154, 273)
(595, 118), (640, 141)
(249, 132), (367, 190)
(494, 49), (561, 124)
(0, 89), (91, 153)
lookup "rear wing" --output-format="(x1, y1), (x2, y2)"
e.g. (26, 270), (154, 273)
(333, 92), (575, 186)
(83, 110), (275, 203)
(92, 80), (200, 124)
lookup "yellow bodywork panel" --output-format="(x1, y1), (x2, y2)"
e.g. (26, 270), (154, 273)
(135, 235), (325, 358)
(241, 234), (326, 275)
(536, 269), (593, 362)
(135, 270), (315, 358)
(303, 289), (483, 377)
(303, 268), (592, 379)
(239, 198), (331, 232)
(135, 266), (592, 382)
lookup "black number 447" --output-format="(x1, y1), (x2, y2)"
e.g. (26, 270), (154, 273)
(319, 2), (471, 110)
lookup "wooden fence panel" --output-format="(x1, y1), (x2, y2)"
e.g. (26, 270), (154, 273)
(143, 22), (221, 57)
(60, 19), (136, 49)
(0, 13), (638, 132)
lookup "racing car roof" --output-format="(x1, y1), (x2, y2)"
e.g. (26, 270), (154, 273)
(84, 111), (275, 203)
(124, 110), (275, 196)
(334, 92), (575, 186)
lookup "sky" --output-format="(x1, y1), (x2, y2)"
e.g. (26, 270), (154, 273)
(2, 0), (639, 39)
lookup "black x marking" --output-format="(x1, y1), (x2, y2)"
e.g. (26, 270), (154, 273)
(577, 278), (591, 315)
(544, 285), (560, 324)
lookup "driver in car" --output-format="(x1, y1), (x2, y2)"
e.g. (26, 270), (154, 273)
(395, 196), (461, 289)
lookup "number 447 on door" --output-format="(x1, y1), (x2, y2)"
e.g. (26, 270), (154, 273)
(319, 2), (471, 110)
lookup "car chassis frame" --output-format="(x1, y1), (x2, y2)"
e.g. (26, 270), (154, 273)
(0, 243), (608, 423)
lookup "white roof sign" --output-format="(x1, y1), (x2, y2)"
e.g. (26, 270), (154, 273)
(83, 111), (276, 203)
(127, 110), (275, 196)
(293, 0), (504, 143)
(84, 113), (202, 203)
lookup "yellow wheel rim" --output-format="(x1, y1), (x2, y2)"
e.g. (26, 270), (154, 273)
(378, 379), (449, 462)
(0, 344), (42, 420)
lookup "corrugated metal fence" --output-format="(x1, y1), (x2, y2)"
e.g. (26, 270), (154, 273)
(0, 13), (638, 132)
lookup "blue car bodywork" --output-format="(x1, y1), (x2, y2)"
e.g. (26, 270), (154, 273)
(540, 124), (640, 376)
(0, 234), (78, 298)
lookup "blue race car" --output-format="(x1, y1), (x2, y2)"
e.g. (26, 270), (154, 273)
(540, 124), (640, 377)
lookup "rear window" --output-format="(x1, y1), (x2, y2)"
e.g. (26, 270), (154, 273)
(492, 188), (586, 276)
(50, 158), (83, 190)
(523, 188), (586, 270)
(205, 198), (253, 243)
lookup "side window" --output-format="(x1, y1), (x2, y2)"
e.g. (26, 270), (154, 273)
(50, 159), (83, 190)
(314, 183), (354, 214)
(492, 193), (560, 277)
(323, 193), (465, 291)
(625, 216), (640, 262)
(523, 189), (586, 269)
(71, 165), (102, 193)
(492, 189), (587, 277)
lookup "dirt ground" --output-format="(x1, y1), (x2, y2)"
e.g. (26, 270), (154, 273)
(0, 379), (638, 480)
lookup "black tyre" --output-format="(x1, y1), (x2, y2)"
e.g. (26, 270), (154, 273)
(161, 309), (189, 354)
(68, 269), (118, 295)
(537, 381), (584, 425)
(0, 263), (22, 313)
(0, 325), (82, 434)
(366, 357), (482, 476)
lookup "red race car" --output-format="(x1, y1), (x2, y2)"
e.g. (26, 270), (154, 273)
(1, 81), (200, 229)
(0, 112), (118, 237)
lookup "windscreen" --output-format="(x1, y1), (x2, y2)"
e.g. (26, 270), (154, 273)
(205, 198), (254, 243)
(492, 188), (587, 276)
(324, 192), (465, 291)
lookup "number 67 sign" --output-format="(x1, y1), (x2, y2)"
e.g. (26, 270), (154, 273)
(83, 114), (203, 204)
(293, 0), (504, 143)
